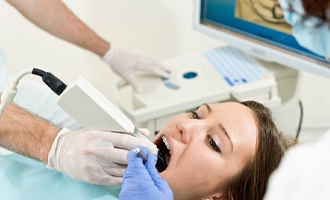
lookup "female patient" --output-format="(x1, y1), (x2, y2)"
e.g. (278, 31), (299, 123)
(150, 101), (293, 200)
(122, 101), (294, 200)
(0, 101), (293, 200)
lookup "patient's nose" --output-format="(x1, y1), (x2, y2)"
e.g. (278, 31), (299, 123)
(178, 120), (205, 143)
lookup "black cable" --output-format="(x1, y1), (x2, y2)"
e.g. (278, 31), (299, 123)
(32, 68), (67, 95)
(31, 68), (46, 77)
(295, 100), (303, 141)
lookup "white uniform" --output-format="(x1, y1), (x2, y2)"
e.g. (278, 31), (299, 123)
(264, 130), (330, 200)
(0, 48), (81, 131)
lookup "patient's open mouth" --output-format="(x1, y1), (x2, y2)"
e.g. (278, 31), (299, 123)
(155, 136), (170, 172)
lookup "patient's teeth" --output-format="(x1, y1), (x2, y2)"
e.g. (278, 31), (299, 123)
(162, 136), (170, 150)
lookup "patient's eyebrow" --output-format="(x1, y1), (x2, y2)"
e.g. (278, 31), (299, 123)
(218, 123), (234, 153)
(203, 103), (212, 113)
(202, 103), (233, 153)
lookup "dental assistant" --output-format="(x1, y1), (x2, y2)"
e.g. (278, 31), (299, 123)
(119, 0), (330, 199)
(0, 0), (168, 185)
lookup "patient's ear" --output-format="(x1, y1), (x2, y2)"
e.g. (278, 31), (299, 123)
(211, 195), (224, 200)
(203, 192), (224, 200)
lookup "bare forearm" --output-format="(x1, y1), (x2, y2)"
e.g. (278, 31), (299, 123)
(0, 103), (60, 163)
(6, 0), (110, 57)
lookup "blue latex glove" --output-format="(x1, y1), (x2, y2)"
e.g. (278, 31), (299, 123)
(119, 146), (173, 200)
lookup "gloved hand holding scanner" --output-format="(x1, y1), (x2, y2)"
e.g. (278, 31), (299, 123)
(46, 129), (159, 185)
(119, 146), (173, 200)
(47, 127), (168, 185)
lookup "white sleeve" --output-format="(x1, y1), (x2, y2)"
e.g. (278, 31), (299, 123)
(13, 79), (82, 131)
(264, 130), (330, 200)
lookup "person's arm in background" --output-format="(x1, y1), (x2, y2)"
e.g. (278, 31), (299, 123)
(6, 0), (170, 93)
(6, 0), (109, 57)
(0, 103), (60, 163)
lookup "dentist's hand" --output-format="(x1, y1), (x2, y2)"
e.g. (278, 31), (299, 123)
(102, 47), (170, 93)
(47, 128), (157, 185)
(120, 146), (173, 200)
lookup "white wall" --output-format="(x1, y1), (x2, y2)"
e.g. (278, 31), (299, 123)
(1, 0), (329, 141)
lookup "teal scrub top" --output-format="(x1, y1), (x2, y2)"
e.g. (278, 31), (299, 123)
(0, 153), (121, 200)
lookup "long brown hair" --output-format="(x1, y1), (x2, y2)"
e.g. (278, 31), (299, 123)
(221, 101), (295, 200)
(301, 0), (329, 21)
(285, 0), (330, 26)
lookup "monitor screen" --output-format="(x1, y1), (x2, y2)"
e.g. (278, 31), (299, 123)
(193, 0), (330, 78)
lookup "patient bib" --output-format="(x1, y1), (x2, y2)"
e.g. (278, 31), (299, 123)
(0, 154), (121, 200)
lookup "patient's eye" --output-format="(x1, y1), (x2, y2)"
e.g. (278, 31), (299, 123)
(190, 111), (200, 119)
(207, 135), (222, 153)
